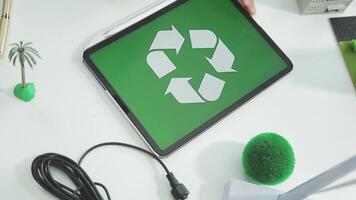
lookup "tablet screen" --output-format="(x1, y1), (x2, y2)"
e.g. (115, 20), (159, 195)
(84, 0), (292, 155)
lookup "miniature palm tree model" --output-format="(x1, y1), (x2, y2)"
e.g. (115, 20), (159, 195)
(8, 41), (41, 102)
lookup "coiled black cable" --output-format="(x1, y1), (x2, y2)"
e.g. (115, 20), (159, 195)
(32, 153), (108, 200)
(31, 142), (189, 200)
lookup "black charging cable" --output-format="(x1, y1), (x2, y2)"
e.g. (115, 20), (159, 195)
(31, 142), (189, 200)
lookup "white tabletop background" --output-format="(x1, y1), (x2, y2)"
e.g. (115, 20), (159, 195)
(0, 0), (355, 199)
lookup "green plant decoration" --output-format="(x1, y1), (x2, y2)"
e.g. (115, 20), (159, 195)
(8, 41), (41, 102)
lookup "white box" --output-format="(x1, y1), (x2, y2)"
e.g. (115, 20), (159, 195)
(297, 0), (354, 15)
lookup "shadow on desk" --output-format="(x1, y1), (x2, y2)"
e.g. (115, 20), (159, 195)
(288, 48), (356, 96)
(15, 157), (51, 199)
(256, 0), (299, 14)
(0, 87), (17, 110)
(0, 87), (14, 98)
(196, 141), (245, 200)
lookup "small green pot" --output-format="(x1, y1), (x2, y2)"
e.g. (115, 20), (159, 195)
(14, 83), (36, 102)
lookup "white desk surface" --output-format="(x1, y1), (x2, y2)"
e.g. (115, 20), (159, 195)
(0, 0), (355, 199)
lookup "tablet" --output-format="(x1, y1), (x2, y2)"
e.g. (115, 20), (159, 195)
(83, 0), (293, 156)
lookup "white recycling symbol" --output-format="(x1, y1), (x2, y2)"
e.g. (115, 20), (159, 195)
(146, 25), (236, 104)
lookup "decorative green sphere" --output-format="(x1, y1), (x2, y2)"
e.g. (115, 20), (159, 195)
(242, 133), (295, 185)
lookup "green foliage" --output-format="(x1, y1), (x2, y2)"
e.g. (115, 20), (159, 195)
(8, 41), (41, 68)
(242, 132), (295, 185)
(351, 39), (356, 52)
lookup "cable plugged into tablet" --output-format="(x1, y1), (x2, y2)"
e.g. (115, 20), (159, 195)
(31, 142), (189, 200)
(167, 172), (189, 200)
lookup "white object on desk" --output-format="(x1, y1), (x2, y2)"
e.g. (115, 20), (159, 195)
(297, 0), (354, 15)
(223, 155), (356, 200)
(223, 179), (284, 200)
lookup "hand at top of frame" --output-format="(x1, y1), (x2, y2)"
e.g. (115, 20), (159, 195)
(238, 0), (256, 15)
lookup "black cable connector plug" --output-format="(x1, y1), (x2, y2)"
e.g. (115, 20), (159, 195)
(166, 172), (189, 200)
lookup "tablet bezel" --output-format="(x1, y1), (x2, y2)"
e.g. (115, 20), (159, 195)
(83, 0), (293, 156)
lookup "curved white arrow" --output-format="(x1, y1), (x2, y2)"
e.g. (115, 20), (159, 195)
(149, 25), (185, 54)
(147, 51), (176, 78)
(165, 78), (205, 104)
(198, 73), (225, 101)
(190, 30), (236, 73)
(206, 39), (236, 73)
(190, 30), (217, 49)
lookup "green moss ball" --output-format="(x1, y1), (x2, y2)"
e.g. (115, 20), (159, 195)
(351, 39), (356, 52)
(242, 133), (295, 185)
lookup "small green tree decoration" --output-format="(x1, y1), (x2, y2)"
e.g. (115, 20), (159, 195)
(8, 41), (41, 102)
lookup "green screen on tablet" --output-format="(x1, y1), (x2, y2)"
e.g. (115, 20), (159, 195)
(83, 0), (292, 156)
